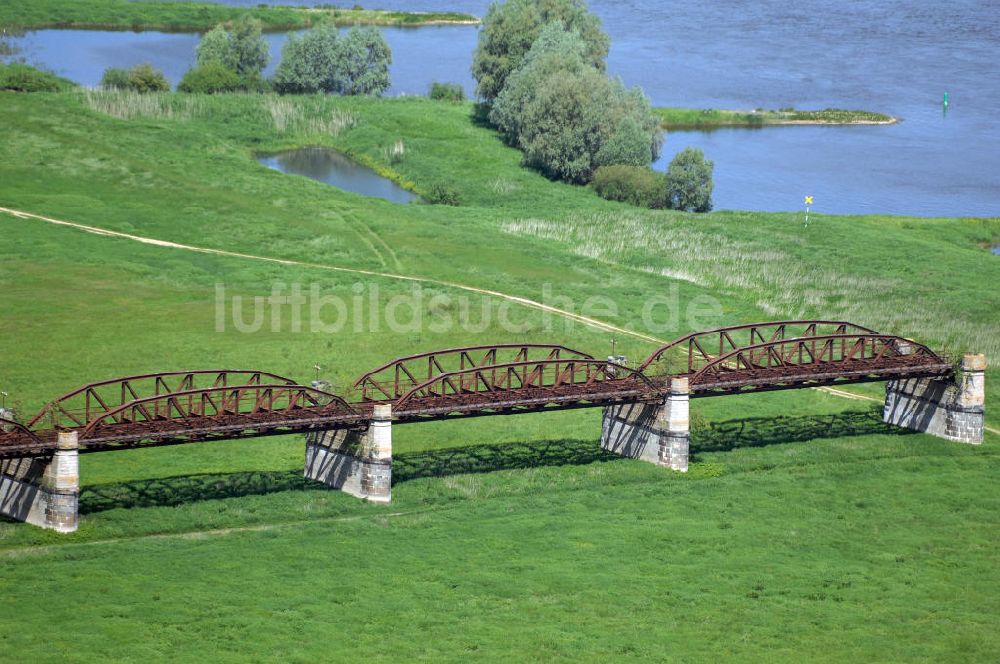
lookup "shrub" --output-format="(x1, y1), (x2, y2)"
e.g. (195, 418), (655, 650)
(196, 16), (269, 77)
(178, 63), (245, 94)
(0, 63), (74, 92)
(472, 0), (608, 101)
(424, 183), (461, 206)
(273, 25), (391, 96)
(100, 63), (170, 92)
(591, 165), (665, 208)
(429, 82), (464, 102)
(664, 147), (714, 212)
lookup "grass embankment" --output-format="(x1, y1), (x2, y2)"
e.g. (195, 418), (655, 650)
(0, 0), (479, 32)
(0, 90), (997, 659)
(655, 106), (897, 129)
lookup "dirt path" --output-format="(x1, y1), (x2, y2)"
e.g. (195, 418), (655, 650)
(0, 206), (662, 343)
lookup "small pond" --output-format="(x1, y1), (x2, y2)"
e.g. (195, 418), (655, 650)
(992, 245), (1000, 256)
(258, 147), (419, 204)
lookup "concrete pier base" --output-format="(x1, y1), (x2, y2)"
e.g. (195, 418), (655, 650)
(0, 431), (79, 532)
(304, 404), (392, 503)
(884, 353), (985, 444)
(600, 378), (690, 472)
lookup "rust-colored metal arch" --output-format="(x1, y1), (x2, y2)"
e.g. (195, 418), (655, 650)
(353, 344), (594, 401)
(79, 384), (360, 445)
(688, 334), (949, 394)
(638, 320), (879, 374)
(27, 370), (299, 430)
(393, 358), (660, 418)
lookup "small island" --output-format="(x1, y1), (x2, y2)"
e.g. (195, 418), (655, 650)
(655, 106), (898, 129)
(0, 0), (480, 32)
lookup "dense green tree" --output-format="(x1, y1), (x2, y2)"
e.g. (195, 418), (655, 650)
(272, 25), (339, 94)
(492, 27), (659, 183)
(472, 0), (608, 101)
(100, 63), (170, 92)
(273, 25), (390, 96)
(664, 147), (714, 212)
(195, 25), (237, 71)
(489, 21), (588, 141)
(195, 16), (269, 77)
(336, 27), (391, 95)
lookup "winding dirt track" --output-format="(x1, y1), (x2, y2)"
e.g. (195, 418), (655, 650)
(0, 206), (661, 342)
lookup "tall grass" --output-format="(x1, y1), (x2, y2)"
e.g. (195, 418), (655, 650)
(263, 95), (358, 136)
(503, 212), (1000, 361)
(82, 89), (202, 120)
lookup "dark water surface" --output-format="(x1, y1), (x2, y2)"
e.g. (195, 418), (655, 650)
(7, 0), (999, 216)
(258, 147), (419, 204)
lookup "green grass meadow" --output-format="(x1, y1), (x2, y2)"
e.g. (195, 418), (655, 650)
(1, 90), (998, 661)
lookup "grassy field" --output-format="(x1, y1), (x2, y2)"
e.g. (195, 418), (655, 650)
(0, 0), (478, 32)
(655, 107), (897, 129)
(0, 90), (998, 661)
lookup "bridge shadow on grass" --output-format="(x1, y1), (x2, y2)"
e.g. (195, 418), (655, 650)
(77, 408), (907, 513)
(79, 439), (617, 514)
(690, 405), (913, 455)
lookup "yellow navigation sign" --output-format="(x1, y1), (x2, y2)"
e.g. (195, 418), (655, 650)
(804, 195), (813, 205)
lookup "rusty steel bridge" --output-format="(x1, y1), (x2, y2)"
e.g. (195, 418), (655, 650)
(0, 321), (952, 459)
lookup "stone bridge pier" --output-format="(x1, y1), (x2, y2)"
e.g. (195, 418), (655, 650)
(884, 353), (986, 444)
(304, 403), (392, 503)
(0, 430), (79, 532)
(600, 377), (689, 472)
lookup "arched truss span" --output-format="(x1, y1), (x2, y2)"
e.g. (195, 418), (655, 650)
(393, 359), (659, 419)
(688, 334), (950, 394)
(28, 370), (299, 429)
(353, 344), (594, 401)
(79, 384), (360, 445)
(639, 320), (879, 374)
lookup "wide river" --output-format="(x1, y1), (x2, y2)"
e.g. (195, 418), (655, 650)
(7, 0), (999, 217)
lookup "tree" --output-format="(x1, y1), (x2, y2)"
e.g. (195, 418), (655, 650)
(273, 25), (391, 96)
(230, 15), (270, 77)
(493, 25), (660, 184)
(664, 147), (714, 212)
(472, 0), (608, 101)
(489, 21), (589, 141)
(196, 25), (237, 71)
(195, 16), (269, 77)
(336, 27), (391, 96)
(272, 25), (339, 94)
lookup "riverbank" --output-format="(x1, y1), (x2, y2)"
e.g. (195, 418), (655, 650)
(655, 106), (897, 129)
(0, 0), (479, 33)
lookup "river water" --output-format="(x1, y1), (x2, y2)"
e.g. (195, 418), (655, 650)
(6, 0), (999, 216)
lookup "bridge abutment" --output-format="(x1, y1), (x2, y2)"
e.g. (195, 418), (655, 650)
(600, 378), (689, 472)
(884, 353), (985, 444)
(304, 404), (392, 503)
(0, 431), (79, 532)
